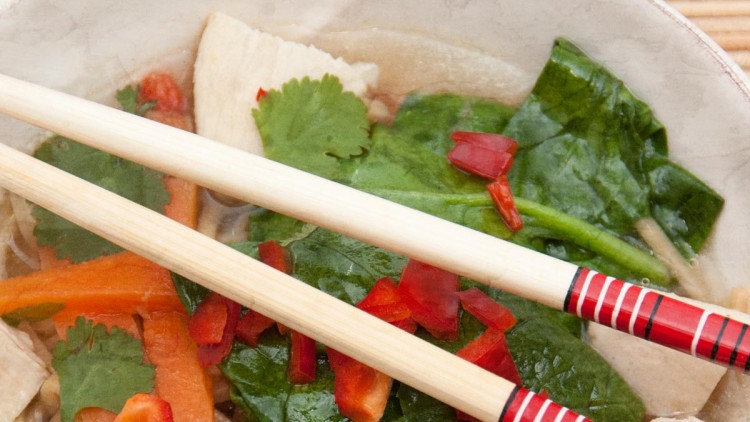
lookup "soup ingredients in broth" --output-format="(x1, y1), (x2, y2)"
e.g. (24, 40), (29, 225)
(0, 12), (733, 422)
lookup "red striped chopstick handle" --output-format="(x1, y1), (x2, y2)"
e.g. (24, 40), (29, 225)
(500, 387), (591, 422)
(565, 267), (750, 371)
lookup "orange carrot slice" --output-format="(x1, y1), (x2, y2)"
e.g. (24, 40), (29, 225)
(0, 251), (183, 316)
(142, 311), (214, 422)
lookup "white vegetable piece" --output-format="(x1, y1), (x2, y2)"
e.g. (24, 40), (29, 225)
(651, 417), (703, 422)
(193, 12), (378, 156)
(0, 320), (48, 422)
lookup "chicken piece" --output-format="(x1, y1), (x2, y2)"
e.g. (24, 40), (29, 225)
(193, 11), (378, 156)
(0, 320), (49, 422)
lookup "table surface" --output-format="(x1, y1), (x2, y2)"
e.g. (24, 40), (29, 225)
(668, 0), (750, 75)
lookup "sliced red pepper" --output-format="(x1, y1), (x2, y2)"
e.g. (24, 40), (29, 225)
(114, 393), (174, 422)
(457, 328), (522, 385)
(288, 330), (317, 384)
(456, 288), (516, 333)
(258, 240), (292, 334)
(259, 240), (292, 274)
(327, 348), (392, 422)
(256, 87), (268, 102)
(487, 175), (523, 232)
(138, 72), (188, 113)
(448, 142), (514, 180)
(357, 277), (414, 331)
(451, 131), (518, 155)
(397, 260), (459, 341)
(193, 293), (241, 367)
(188, 293), (228, 345)
(235, 309), (276, 347)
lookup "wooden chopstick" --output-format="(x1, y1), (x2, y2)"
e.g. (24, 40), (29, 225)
(0, 75), (588, 422)
(2, 73), (750, 373)
(0, 74), (749, 372)
(670, 1), (750, 18)
(667, 1), (750, 73)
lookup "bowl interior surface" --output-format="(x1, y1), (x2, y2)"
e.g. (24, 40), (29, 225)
(0, 0), (749, 298)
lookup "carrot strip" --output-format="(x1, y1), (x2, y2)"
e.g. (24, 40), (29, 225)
(142, 311), (214, 422)
(162, 176), (200, 230)
(0, 251), (183, 315)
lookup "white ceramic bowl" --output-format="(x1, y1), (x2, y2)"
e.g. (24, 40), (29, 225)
(0, 0), (748, 299)
(0, 0), (749, 419)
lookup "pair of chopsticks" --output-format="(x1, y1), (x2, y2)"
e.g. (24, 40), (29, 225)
(1, 73), (749, 419)
(0, 74), (588, 422)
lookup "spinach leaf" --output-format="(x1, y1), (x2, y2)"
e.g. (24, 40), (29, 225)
(504, 38), (722, 258)
(288, 227), (407, 305)
(507, 319), (645, 422)
(222, 333), (344, 422)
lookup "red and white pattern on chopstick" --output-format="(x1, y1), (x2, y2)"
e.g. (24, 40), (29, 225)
(565, 267), (750, 371)
(499, 387), (590, 422)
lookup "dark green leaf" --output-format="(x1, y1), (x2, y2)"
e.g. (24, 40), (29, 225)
(222, 332), (344, 422)
(507, 319), (645, 421)
(503, 38), (722, 257)
(32, 136), (169, 262)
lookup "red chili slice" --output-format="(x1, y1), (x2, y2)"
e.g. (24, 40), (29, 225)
(456, 288), (516, 332)
(457, 328), (522, 384)
(397, 260), (459, 341)
(235, 309), (276, 347)
(448, 142), (514, 180)
(256, 87), (268, 102)
(357, 277), (414, 329)
(487, 175), (523, 232)
(138, 72), (188, 113)
(115, 393), (174, 422)
(194, 294), (241, 367)
(259, 240), (292, 274)
(288, 331), (317, 384)
(188, 293), (229, 345)
(327, 348), (392, 422)
(450, 131), (518, 155)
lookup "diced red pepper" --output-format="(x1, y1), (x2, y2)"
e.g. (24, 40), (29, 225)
(257, 240), (292, 334)
(256, 87), (268, 102)
(448, 142), (514, 180)
(259, 240), (292, 274)
(235, 309), (276, 347)
(450, 131), (518, 155)
(138, 72), (188, 113)
(288, 330), (317, 384)
(456, 288), (516, 332)
(457, 328), (522, 385)
(487, 176), (523, 232)
(327, 348), (392, 422)
(188, 293), (228, 345)
(192, 293), (241, 367)
(114, 393), (174, 422)
(397, 260), (459, 341)
(357, 277), (414, 331)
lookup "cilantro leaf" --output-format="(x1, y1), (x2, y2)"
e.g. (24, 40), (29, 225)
(116, 85), (156, 116)
(52, 317), (155, 422)
(32, 136), (169, 262)
(253, 75), (370, 182)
